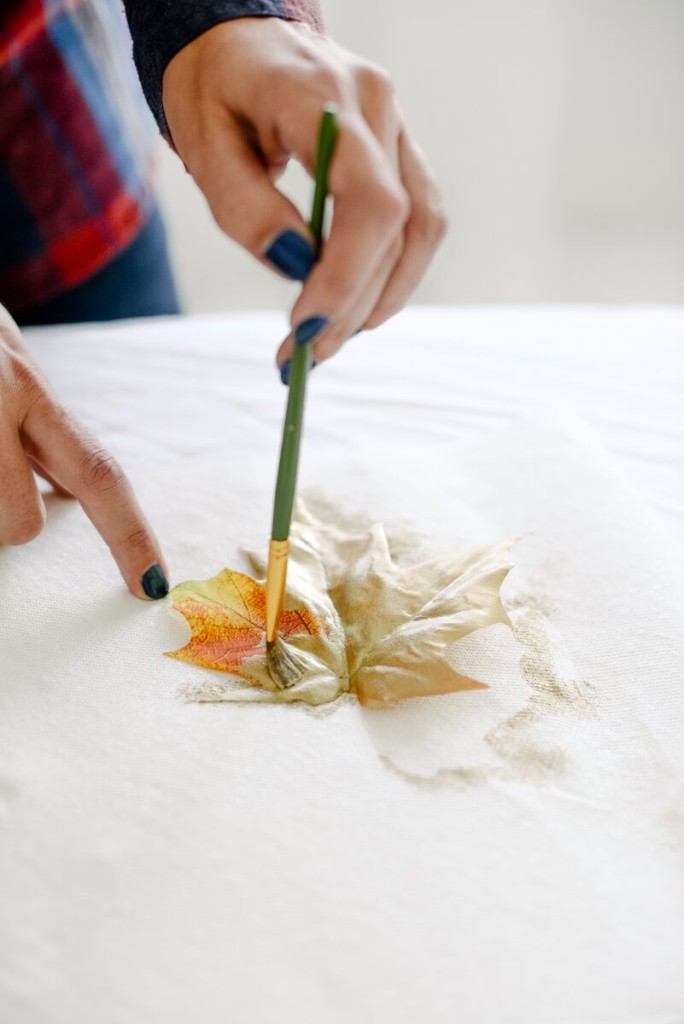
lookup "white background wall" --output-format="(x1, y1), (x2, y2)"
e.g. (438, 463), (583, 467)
(155, 0), (684, 313)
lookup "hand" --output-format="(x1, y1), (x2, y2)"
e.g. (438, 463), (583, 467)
(0, 306), (168, 599)
(162, 17), (447, 373)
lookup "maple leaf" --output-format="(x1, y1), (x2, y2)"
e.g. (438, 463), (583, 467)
(166, 501), (514, 709)
(166, 568), (323, 684)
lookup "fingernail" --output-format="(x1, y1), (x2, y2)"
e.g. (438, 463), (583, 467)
(280, 358), (318, 387)
(264, 231), (315, 281)
(294, 316), (330, 347)
(141, 563), (169, 600)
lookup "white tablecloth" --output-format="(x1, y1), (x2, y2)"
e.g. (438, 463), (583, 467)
(1, 307), (683, 1024)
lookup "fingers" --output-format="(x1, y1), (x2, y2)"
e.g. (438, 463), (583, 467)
(363, 129), (448, 329)
(0, 429), (46, 545)
(23, 398), (169, 600)
(275, 131), (448, 373)
(283, 67), (445, 365)
(355, 61), (401, 164)
(181, 115), (318, 283)
(275, 238), (402, 373)
(1, 306), (167, 599)
(288, 108), (410, 333)
(162, 18), (447, 369)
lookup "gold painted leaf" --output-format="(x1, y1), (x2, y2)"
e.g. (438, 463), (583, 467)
(167, 501), (514, 708)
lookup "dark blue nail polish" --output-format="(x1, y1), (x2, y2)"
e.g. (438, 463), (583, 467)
(264, 231), (316, 281)
(280, 358), (318, 387)
(141, 563), (169, 600)
(294, 316), (330, 347)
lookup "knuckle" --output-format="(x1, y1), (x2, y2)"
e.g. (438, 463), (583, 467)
(310, 64), (347, 103)
(123, 525), (152, 553)
(79, 446), (123, 494)
(5, 509), (45, 546)
(6, 358), (62, 430)
(414, 200), (449, 244)
(375, 183), (410, 229)
(10, 355), (37, 389)
(9, 355), (45, 405)
(278, 60), (348, 108)
(356, 61), (394, 104)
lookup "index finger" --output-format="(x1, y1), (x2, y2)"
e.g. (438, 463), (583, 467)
(23, 398), (169, 600)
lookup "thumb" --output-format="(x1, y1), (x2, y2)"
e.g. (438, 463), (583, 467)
(191, 119), (316, 281)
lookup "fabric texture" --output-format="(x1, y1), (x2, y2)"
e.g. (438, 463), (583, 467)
(122, 0), (324, 136)
(0, 0), (158, 312)
(0, 0), (322, 313)
(1, 308), (683, 1022)
(15, 204), (180, 326)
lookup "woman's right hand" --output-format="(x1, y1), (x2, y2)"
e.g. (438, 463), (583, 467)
(0, 305), (169, 599)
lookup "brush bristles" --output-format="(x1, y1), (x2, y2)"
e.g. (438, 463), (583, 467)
(266, 634), (305, 690)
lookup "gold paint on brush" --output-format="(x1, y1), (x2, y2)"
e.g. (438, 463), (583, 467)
(266, 539), (308, 689)
(265, 539), (290, 646)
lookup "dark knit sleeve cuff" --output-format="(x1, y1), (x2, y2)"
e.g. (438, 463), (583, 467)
(122, 1), (324, 136)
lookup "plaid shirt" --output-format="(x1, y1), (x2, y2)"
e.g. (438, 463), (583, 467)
(0, 0), (322, 313)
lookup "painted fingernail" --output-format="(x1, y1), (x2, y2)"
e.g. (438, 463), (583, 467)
(280, 359), (318, 387)
(141, 563), (169, 600)
(264, 231), (315, 281)
(294, 316), (330, 347)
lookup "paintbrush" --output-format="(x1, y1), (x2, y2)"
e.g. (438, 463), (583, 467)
(265, 104), (339, 686)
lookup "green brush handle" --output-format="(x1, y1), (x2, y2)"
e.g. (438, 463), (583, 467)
(309, 103), (339, 258)
(271, 105), (338, 542)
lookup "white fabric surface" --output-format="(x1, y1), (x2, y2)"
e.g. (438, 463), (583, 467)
(1, 307), (684, 1023)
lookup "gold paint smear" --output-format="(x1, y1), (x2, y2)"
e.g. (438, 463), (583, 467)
(378, 594), (598, 788)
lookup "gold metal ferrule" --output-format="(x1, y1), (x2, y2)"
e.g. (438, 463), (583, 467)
(265, 539), (290, 643)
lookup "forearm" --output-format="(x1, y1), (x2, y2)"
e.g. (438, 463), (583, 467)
(122, 0), (324, 133)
